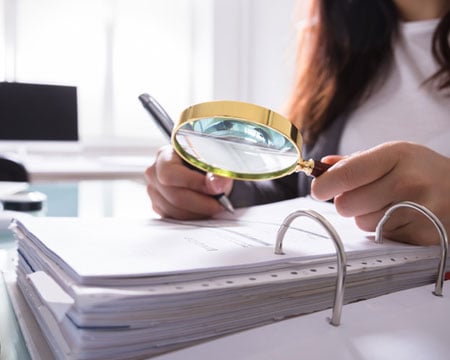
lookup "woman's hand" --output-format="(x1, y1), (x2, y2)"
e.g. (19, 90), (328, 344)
(311, 141), (450, 245)
(144, 145), (234, 219)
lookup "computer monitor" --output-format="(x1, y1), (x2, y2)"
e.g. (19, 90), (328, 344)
(0, 82), (79, 152)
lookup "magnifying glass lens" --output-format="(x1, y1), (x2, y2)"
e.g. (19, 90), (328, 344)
(174, 118), (299, 180)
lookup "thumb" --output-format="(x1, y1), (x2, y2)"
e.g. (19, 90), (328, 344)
(205, 173), (233, 195)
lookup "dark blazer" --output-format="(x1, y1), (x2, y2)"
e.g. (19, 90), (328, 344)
(229, 116), (347, 208)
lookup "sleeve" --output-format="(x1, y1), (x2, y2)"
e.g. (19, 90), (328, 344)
(228, 115), (348, 208)
(228, 173), (300, 208)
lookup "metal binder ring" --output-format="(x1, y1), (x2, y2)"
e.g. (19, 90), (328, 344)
(274, 209), (347, 326)
(375, 201), (448, 297)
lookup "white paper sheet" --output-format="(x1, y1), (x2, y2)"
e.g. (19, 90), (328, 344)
(11, 197), (428, 285)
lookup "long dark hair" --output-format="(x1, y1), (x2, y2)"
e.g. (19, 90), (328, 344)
(288, 0), (450, 144)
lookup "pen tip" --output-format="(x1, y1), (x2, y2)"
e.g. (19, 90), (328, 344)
(219, 195), (235, 213)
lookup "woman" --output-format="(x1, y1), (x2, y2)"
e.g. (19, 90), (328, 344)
(145, 0), (450, 245)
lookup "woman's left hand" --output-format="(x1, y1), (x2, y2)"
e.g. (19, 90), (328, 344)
(311, 141), (450, 245)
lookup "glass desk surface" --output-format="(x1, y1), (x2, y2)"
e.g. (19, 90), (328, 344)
(0, 180), (153, 359)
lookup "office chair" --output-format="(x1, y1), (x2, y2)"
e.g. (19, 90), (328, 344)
(0, 155), (29, 182)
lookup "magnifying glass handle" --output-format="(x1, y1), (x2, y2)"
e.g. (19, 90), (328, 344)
(311, 160), (332, 177)
(301, 159), (331, 177)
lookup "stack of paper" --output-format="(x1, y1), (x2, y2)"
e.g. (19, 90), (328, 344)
(10, 197), (448, 359)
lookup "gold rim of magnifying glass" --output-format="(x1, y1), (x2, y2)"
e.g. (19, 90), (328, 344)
(171, 100), (305, 180)
(178, 100), (302, 147)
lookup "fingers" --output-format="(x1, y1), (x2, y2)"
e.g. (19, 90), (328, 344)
(333, 168), (399, 217)
(311, 142), (450, 245)
(354, 207), (440, 245)
(205, 173), (234, 196)
(311, 143), (399, 201)
(145, 146), (233, 219)
(147, 182), (224, 219)
(320, 155), (345, 165)
(152, 146), (207, 192)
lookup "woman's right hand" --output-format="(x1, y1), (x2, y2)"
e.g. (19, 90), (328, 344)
(145, 145), (234, 219)
(311, 141), (450, 245)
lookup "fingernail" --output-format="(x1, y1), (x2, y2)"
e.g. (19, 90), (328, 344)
(206, 173), (225, 194)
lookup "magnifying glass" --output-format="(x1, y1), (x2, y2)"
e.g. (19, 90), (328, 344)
(172, 100), (330, 180)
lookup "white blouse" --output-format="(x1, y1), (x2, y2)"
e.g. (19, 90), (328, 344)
(338, 19), (450, 156)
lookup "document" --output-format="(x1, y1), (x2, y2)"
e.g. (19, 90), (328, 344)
(12, 197), (430, 285)
(9, 196), (449, 360)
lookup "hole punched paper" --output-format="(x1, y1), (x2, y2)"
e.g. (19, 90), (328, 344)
(9, 196), (449, 359)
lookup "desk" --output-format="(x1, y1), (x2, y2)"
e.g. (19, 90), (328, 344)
(0, 180), (155, 359)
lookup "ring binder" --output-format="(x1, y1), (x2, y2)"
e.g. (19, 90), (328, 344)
(11, 196), (449, 359)
(375, 201), (448, 297)
(274, 209), (347, 326)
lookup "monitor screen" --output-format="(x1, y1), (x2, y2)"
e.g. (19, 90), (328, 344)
(0, 82), (78, 141)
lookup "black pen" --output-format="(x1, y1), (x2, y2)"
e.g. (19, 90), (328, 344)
(138, 93), (234, 213)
